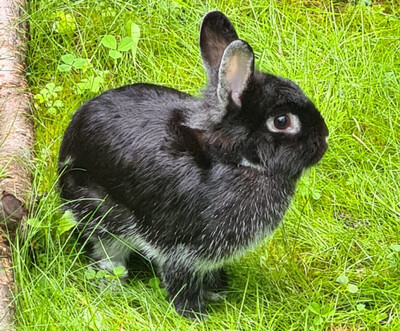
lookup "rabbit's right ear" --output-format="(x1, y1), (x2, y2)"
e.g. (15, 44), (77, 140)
(217, 40), (254, 108)
(200, 11), (239, 81)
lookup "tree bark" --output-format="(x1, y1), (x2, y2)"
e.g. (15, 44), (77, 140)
(0, 0), (33, 329)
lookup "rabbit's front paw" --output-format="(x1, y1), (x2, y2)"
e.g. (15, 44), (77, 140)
(162, 261), (206, 318)
(174, 297), (206, 319)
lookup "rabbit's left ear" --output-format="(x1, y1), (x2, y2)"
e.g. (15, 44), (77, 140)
(200, 11), (238, 82)
(218, 40), (254, 108)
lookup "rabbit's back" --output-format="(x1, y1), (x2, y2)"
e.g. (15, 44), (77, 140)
(60, 84), (207, 188)
(60, 83), (198, 167)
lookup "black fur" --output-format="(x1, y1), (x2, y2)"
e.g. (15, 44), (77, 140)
(58, 11), (328, 318)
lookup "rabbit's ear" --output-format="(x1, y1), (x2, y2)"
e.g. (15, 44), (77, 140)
(200, 11), (238, 81)
(218, 40), (254, 108)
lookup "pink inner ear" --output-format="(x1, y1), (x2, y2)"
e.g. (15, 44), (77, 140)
(230, 65), (248, 107)
(231, 90), (242, 107)
(227, 49), (253, 107)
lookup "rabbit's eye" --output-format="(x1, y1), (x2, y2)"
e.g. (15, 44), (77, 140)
(266, 113), (301, 134)
(274, 115), (290, 129)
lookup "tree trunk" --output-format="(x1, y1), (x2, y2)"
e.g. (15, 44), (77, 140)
(0, 0), (33, 329)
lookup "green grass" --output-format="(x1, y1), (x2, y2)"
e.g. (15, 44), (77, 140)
(11, 0), (400, 329)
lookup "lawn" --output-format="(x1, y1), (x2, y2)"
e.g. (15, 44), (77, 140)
(13, 0), (400, 329)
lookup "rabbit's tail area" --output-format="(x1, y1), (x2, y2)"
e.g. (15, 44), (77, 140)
(58, 163), (131, 239)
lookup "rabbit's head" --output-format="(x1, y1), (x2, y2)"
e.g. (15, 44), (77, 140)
(198, 11), (328, 179)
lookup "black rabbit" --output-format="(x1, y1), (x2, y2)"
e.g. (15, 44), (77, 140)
(58, 11), (328, 318)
